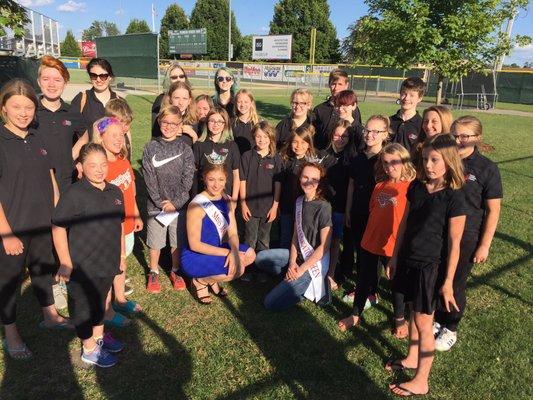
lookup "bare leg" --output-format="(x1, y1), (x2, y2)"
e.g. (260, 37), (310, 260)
(170, 247), (179, 271)
(149, 248), (161, 272)
(328, 238), (340, 290)
(41, 304), (70, 325)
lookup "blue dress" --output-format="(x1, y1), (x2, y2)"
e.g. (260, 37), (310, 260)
(181, 198), (249, 278)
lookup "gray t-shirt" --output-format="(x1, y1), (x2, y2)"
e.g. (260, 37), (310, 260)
(294, 198), (332, 263)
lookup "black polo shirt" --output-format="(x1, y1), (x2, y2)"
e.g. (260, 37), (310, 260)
(400, 180), (466, 264)
(52, 178), (125, 280)
(0, 125), (54, 236)
(192, 139), (240, 196)
(462, 148), (503, 241)
(279, 157), (306, 215)
(69, 88), (118, 140)
(390, 110), (423, 152)
(151, 93), (165, 137)
(240, 150), (283, 218)
(275, 115), (313, 150)
(212, 95), (235, 119)
(313, 99), (362, 150)
(325, 146), (356, 213)
(35, 98), (86, 193)
(348, 121), (365, 153)
(231, 118), (254, 155)
(349, 152), (379, 215)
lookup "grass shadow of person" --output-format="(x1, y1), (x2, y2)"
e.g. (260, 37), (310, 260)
(215, 280), (391, 400)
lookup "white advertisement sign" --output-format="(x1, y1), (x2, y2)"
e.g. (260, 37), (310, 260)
(243, 63), (262, 79)
(283, 65), (306, 83)
(252, 35), (292, 60)
(262, 64), (283, 81)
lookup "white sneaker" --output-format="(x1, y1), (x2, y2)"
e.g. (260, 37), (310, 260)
(433, 321), (442, 337)
(435, 327), (457, 352)
(53, 283), (68, 310)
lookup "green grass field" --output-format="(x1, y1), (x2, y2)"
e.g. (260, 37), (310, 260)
(0, 94), (531, 400)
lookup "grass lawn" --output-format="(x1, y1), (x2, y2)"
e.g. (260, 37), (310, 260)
(0, 94), (531, 400)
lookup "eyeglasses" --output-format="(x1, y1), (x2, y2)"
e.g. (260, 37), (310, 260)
(333, 134), (349, 140)
(452, 133), (479, 141)
(160, 121), (181, 128)
(217, 76), (233, 83)
(89, 72), (110, 81)
(208, 119), (225, 125)
(170, 74), (186, 80)
(291, 101), (308, 107)
(363, 128), (387, 136)
(382, 159), (403, 168)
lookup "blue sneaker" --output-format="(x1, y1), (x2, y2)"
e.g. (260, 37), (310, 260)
(81, 343), (117, 368)
(99, 332), (124, 353)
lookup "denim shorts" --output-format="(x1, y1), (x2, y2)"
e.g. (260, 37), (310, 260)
(332, 212), (344, 239)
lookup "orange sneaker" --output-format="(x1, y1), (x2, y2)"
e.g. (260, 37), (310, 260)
(169, 271), (186, 291)
(146, 271), (161, 294)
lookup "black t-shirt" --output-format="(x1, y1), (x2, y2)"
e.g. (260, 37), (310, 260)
(462, 148), (503, 240)
(325, 146), (356, 213)
(275, 115), (313, 150)
(390, 110), (423, 152)
(400, 180), (466, 264)
(348, 121), (365, 153)
(279, 157), (306, 215)
(231, 118), (254, 155)
(212, 95), (235, 119)
(349, 152), (379, 215)
(35, 98), (86, 193)
(69, 88), (118, 140)
(52, 178), (125, 280)
(151, 93), (165, 137)
(313, 99), (362, 150)
(0, 125), (54, 235)
(240, 150), (283, 217)
(295, 198), (332, 264)
(192, 139), (240, 196)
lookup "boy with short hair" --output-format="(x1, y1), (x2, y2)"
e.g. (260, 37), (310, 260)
(105, 98), (134, 161)
(313, 69), (362, 150)
(390, 77), (426, 151)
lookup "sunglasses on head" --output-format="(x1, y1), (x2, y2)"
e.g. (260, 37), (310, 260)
(170, 74), (186, 80)
(89, 72), (110, 81)
(217, 76), (233, 83)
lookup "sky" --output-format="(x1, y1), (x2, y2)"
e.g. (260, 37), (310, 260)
(14, 0), (533, 66)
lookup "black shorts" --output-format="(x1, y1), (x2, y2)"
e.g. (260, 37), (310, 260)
(394, 259), (441, 315)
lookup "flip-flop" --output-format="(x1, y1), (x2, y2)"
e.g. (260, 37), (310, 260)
(390, 384), (428, 397)
(38, 320), (73, 330)
(3, 340), (33, 360)
(104, 312), (131, 328)
(112, 300), (142, 315)
(385, 358), (416, 372)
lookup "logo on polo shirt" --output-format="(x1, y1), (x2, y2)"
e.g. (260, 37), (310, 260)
(110, 170), (133, 190)
(408, 132), (418, 141)
(265, 163), (274, 170)
(114, 198), (122, 205)
(62, 120), (72, 126)
(40, 148), (48, 156)
(466, 173), (477, 182)
(377, 191), (397, 208)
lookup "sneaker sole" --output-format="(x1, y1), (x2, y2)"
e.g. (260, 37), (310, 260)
(81, 356), (117, 368)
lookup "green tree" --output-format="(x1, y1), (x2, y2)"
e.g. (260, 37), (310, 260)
(82, 20), (121, 41)
(190, 0), (242, 60)
(60, 30), (82, 57)
(159, 3), (189, 58)
(126, 19), (151, 34)
(239, 35), (253, 61)
(0, 0), (29, 38)
(269, 0), (340, 63)
(351, 0), (532, 103)
(341, 16), (377, 63)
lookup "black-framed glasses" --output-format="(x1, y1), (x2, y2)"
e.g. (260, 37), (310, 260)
(89, 72), (110, 81)
(452, 133), (479, 141)
(208, 119), (225, 125)
(170, 74), (186, 80)
(291, 101), (308, 107)
(217, 76), (233, 83)
(160, 121), (181, 128)
(363, 128), (387, 136)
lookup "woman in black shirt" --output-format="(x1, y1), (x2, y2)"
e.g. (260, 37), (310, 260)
(212, 67), (237, 119)
(275, 88), (313, 150)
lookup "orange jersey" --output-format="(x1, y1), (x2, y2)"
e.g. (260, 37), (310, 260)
(361, 180), (410, 257)
(106, 157), (136, 235)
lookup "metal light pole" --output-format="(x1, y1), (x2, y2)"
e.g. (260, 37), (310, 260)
(228, 0), (232, 61)
(495, 8), (518, 71)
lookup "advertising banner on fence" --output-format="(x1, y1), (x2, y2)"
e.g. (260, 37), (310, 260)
(252, 35), (292, 60)
(312, 65), (338, 75)
(283, 65), (306, 83)
(262, 64), (283, 81)
(81, 41), (96, 58)
(243, 63), (262, 80)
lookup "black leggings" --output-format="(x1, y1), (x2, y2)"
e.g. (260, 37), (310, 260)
(434, 239), (478, 332)
(0, 232), (55, 325)
(68, 276), (115, 340)
(352, 247), (389, 316)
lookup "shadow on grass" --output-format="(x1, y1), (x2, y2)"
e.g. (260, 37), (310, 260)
(216, 281), (390, 400)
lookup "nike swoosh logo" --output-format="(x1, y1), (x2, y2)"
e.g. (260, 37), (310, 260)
(152, 153), (183, 168)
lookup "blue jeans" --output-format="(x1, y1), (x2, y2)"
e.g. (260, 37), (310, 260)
(255, 249), (312, 311)
(279, 214), (294, 249)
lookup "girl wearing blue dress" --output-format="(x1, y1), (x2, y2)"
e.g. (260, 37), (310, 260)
(181, 163), (256, 304)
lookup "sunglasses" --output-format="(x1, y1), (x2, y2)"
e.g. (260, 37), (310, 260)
(89, 72), (110, 81)
(217, 76), (233, 83)
(170, 74), (186, 80)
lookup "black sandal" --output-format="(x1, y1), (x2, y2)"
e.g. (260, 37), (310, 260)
(192, 279), (212, 305)
(209, 282), (228, 297)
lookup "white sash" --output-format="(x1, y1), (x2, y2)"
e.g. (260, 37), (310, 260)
(295, 196), (330, 302)
(193, 193), (229, 241)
